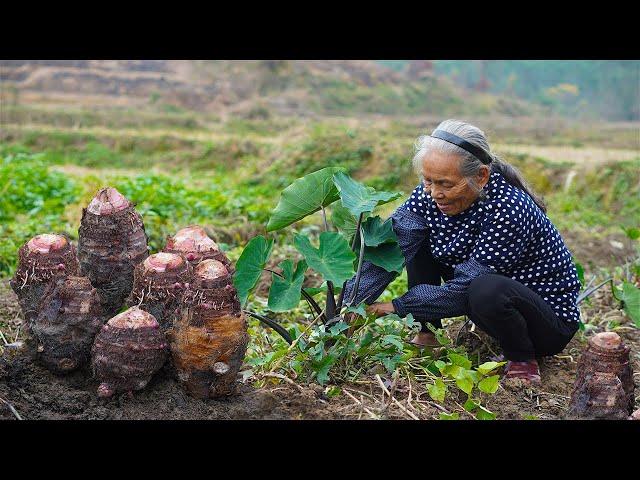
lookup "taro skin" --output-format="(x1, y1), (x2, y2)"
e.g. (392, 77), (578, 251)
(78, 187), (148, 316)
(91, 306), (168, 398)
(10, 233), (79, 331)
(169, 259), (248, 398)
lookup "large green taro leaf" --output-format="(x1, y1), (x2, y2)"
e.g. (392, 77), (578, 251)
(333, 171), (401, 219)
(362, 215), (397, 247)
(233, 235), (274, 307)
(294, 232), (356, 285)
(362, 242), (404, 273)
(268, 259), (308, 312)
(331, 201), (359, 242)
(621, 281), (640, 327)
(267, 167), (342, 232)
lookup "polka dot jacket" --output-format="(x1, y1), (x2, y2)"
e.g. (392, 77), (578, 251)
(343, 171), (581, 325)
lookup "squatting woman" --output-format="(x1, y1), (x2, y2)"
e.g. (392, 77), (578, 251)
(343, 119), (581, 383)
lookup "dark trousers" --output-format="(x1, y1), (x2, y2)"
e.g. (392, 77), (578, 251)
(406, 243), (578, 361)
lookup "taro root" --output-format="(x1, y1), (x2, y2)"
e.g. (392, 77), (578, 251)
(91, 306), (168, 398)
(164, 225), (232, 272)
(78, 187), (148, 315)
(631, 409), (640, 420)
(10, 234), (79, 331)
(170, 259), (248, 398)
(127, 252), (192, 332)
(33, 276), (107, 374)
(568, 332), (634, 419)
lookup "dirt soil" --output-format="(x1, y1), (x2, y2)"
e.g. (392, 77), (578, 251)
(2, 271), (639, 420)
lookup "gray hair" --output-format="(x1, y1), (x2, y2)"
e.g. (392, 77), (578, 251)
(412, 119), (546, 212)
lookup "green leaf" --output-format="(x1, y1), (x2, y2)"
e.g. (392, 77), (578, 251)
(345, 303), (367, 317)
(382, 353), (403, 372)
(623, 226), (640, 240)
(267, 259), (308, 312)
(442, 364), (463, 379)
(456, 376), (474, 395)
(620, 281), (640, 327)
(331, 202), (359, 240)
(448, 352), (472, 370)
(477, 361), (506, 375)
(333, 171), (401, 218)
(294, 232), (356, 285)
(362, 216), (397, 247)
(478, 375), (500, 394)
(329, 320), (350, 336)
(233, 235), (274, 306)
(434, 360), (447, 372)
(363, 242), (405, 273)
(267, 167), (342, 232)
(464, 399), (478, 412)
(475, 405), (496, 420)
(427, 378), (447, 402)
(314, 353), (338, 385)
(439, 412), (459, 420)
(382, 334), (404, 351)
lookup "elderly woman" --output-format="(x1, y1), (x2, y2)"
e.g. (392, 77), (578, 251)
(343, 119), (581, 383)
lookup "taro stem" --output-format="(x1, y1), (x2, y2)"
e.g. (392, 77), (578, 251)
(336, 212), (364, 311)
(244, 310), (293, 344)
(320, 205), (337, 323)
(264, 268), (323, 317)
(347, 225), (366, 308)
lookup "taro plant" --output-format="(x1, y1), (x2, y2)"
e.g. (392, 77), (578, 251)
(233, 167), (404, 339)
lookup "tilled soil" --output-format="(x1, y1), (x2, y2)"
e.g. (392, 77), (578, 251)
(0, 350), (351, 420)
(1, 277), (638, 421)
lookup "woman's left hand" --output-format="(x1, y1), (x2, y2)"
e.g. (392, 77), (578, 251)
(366, 302), (395, 317)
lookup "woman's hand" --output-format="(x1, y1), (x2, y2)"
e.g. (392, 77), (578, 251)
(366, 302), (395, 318)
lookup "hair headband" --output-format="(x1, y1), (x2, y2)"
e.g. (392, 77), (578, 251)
(430, 130), (493, 165)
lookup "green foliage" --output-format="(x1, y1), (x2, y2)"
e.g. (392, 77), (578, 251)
(248, 312), (421, 385)
(266, 167), (342, 232)
(362, 242), (405, 274)
(333, 171), (401, 218)
(620, 281), (640, 328)
(233, 235), (274, 307)
(362, 216), (396, 247)
(294, 232), (356, 286)
(0, 153), (80, 222)
(268, 260), (307, 312)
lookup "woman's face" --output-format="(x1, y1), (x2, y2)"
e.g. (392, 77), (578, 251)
(420, 150), (490, 216)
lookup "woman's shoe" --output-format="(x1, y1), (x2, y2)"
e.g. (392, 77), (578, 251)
(503, 359), (541, 384)
(408, 331), (440, 349)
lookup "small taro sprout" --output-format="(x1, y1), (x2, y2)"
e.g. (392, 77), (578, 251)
(91, 306), (168, 398)
(568, 332), (634, 419)
(34, 276), (107, 374)
(164, 225), (232, 272)
(170, 259), (248, 398)
(78, 187), (148, 315)
(127, 252), (192, 332)
(10, 234), (79, 331)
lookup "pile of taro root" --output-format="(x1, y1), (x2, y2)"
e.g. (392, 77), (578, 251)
(10, 187), (248, 399)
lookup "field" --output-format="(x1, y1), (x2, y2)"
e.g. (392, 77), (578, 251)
(1, 101), (639, 420)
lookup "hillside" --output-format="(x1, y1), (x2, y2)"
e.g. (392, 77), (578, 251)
(0, 60), (538, 118)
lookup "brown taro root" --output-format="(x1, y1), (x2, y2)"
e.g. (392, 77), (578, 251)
(91, 307), (168, 398)
(568, 332), (634, 419)
(127, 252), (192, 332)
(10, 234), (79, 331)
(33, 276), (107, 373)
(78, 187), (148, 315)
(170, 259), (248, 398)
(164, 225), (232, 272)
